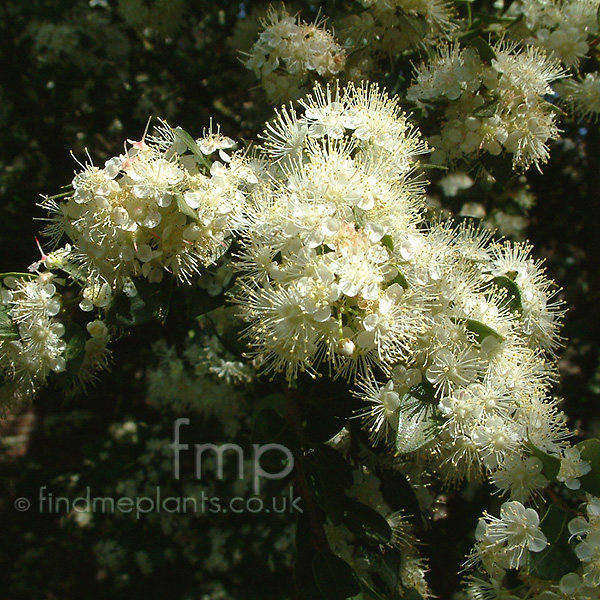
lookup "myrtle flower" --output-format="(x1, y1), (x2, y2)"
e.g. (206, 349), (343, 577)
(407, 41), (565, 171)
(471, 501), (548, 570)
(340, 0), (458, 60)
(560, 73), (600, 122)
(244, 7), (345, 103)
(234, 82), (431, 382)
(1, 274), (66, 402)
(42, 123), (249, 293)
(557, 447), (592, 490)
(509, 0), (599, 67)
(490, 454), (549, 502)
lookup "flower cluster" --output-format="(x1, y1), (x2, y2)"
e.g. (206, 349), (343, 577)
(407, 42), (565, 170)
(470, 501), (548, 573)
(244, 7), (346, 103)
(42, 123), (251, 294)
(559, 73), (600, 122)
(234, 82), (430, 381)
(360, 236), (567, 486)
(509, 0), (600, 67)
(569, 495), (600, 589)
(0, 269), (114, 405)
(230, 81), (569, 502)
(461, 495), (600, 599)
(339, 0), (457, 59)
(0, 273), (67, 403)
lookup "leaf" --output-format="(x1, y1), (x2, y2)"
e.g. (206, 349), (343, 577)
(405, 380), (436, 405)
(0, 306), (18, 341)
(251, 407), (293, 447)
(342, 501), (392, 546)
(252, 393), (287, 419)
(134, 277), (173, 324)
(56, 322), (86, 389)
(108, 292), (152, 327)
(251, 408), (296, 473)
(389, 269), (409, 289)
(306, 404), (347, 443)
(312, 444), (354, 490)
(381, 235), (394, 252)
(172, 127), (211, 169)
(312, 552), (360, 600)
(361, 547), (403, 599)
(490, 276), (523, 313)
(396, 409), (436, 454)
(186, 278), (235, 319)
(466, 319), (505, 343)
(576, 438), (600, 495)
(402, 591), (425, 600)
(466, 37), (497, 63)
(175, 193), (198, 220)
(525, 442), (561, 481)
(303, 450), (347, 523)
(528, 505), (579, 580)
(295, 511), (324, 600)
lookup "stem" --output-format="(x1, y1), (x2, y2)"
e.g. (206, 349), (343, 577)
(285, 384), (330, 553)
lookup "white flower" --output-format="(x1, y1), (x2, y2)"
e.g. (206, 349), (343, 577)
(557, 447), (592, 490)
(491, 454), (548, 502)
(426, 347), (481, 396)
(474, 501), (548, 569)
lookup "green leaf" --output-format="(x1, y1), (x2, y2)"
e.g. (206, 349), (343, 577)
(352, 207), (365, 229)
(360, 547), (403, 599)
(175, 193), (198, 220)
(172, 127), (211, 169)
(466, 37), (497, 63)
(526, 442), (561, 481)
(312, 552), (360, 600)
(251, 408), (296, 473)
(396, 409), (436, 454)
(56, 322), (86, 389)
(295, 511), (325, 600)
(528, 505), (579, 580)
(108, 292), (152, 327)
(312, 444), (354, 490)
(251, 407), (294, 447)
(0, 272), (36, 281)
(402, 591), (425, 600)
(252, 393), (287, 420)
(389, 268), (409, 289)
(473, 12), (518, 25)
(490, 276), (523, 313)
(306, 404), (347, 443)
(0, 306), (18, 342)
(576, 438), (600, 495)
(186, 277), (235, 319)
(134, 277), (173, 324)
(381, 235), (394, 252)
(466, 319), (505, 343)
(545, 101), (567, 117)
(474, 98), (499, 118)
(303, 450), (346, 523)
(405, 380), (436, 405)
(342, 501), (392, 545)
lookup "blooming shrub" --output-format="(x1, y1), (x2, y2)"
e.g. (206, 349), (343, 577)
(4, 1), (600, 599)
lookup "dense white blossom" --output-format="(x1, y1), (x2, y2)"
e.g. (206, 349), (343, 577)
(42, 124), (250, 293)
(244, 7), (345, 102)
(408, 42), (565, 170)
